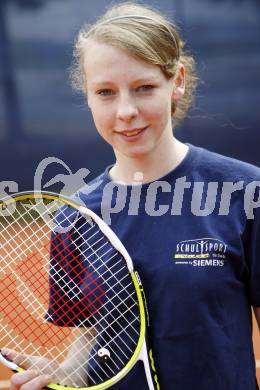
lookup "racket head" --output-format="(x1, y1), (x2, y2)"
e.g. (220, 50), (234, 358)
(0, 191), (147, 390)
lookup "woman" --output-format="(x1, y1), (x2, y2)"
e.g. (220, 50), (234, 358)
(5, 2), (260, 389)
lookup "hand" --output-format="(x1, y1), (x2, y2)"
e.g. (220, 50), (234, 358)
(2, 348), (87, 388)
(9, 370), (51, 390)
(2, 348), (52, 390)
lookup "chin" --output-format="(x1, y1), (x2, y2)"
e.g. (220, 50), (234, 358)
(119, 145), (154, 159)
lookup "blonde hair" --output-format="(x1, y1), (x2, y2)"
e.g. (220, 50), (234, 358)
(71, 2), (198, 127)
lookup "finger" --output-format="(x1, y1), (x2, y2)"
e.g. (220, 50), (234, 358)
(9, 381), (19, 390)
(1, 348), (14, 358)
(2, 348), (22, 360)
(20, 374), (51, 390)
(11, 371), (51, 390)
(1, 349), (30, 368)
(9, 370), (41, 390)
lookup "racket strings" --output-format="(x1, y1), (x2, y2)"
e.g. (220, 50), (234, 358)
(47, 221), (139, 334)
(46, 212), (141, 382)
(0, 197), (142, 387)
(1, 206), (140, 382)
(0, 200), (56, 274)
(57, 295), (141, 385)
(1, 203), (139, 330)
(46, 258), (138, 382)
(47, 211), (140, 332)
(0, 213), (138, 372)
(0, 202), (73, 348)
(64, 302), (142, 386)
(48, 205), (141, 384)
(0, 235), (129, 384)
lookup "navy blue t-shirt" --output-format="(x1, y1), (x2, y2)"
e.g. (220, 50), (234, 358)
(53, 144), (260, 389)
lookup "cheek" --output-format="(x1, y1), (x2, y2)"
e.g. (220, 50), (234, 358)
(91, 105), (114, 134)
(144, 97), (171, 126)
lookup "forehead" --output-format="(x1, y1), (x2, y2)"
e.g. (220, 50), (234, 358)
(83, 40), (164, 85)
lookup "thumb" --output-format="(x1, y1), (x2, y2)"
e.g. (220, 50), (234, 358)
(2, 348), (59, 377)
(1, 348), (31, 368)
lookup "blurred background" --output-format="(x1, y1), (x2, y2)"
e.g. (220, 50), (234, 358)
(0, 0), (259, 193)
(0, 0), (260, 385)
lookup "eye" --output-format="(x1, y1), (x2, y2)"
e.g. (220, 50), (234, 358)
(136, 85), (155, 92)
(97, 89), (114, 97)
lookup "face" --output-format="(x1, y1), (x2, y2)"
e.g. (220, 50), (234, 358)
(84, 40), (179, 160)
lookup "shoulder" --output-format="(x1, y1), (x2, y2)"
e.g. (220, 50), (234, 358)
(192, 144), (260, 183)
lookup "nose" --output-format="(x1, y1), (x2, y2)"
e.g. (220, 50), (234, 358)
(116, 93), (138, 122)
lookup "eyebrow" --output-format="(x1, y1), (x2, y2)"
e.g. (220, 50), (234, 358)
(91, 76), (160, 87)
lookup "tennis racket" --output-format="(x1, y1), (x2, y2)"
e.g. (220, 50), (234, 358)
(0, 192), (160, 390)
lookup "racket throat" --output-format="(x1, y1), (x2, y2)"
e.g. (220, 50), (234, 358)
(138, 339), (160, 390)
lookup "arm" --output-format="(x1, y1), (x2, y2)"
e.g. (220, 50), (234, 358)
(253, 306), (260, 333)
(60, 326), (97, 386)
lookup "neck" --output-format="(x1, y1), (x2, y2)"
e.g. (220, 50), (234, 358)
(109, 136), (188, 184)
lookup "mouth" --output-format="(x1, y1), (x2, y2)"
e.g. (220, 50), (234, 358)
(115, 126), (148, 138)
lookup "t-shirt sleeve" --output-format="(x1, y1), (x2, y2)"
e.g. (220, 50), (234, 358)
(244, 205), (260, 307)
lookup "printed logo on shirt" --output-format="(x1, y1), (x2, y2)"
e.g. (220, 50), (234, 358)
(173, 238), (227, 267)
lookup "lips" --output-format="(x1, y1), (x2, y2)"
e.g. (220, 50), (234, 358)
(115, 126), (148, 138)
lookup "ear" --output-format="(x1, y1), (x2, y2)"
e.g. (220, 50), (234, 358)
(172, 63), (185, 101)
